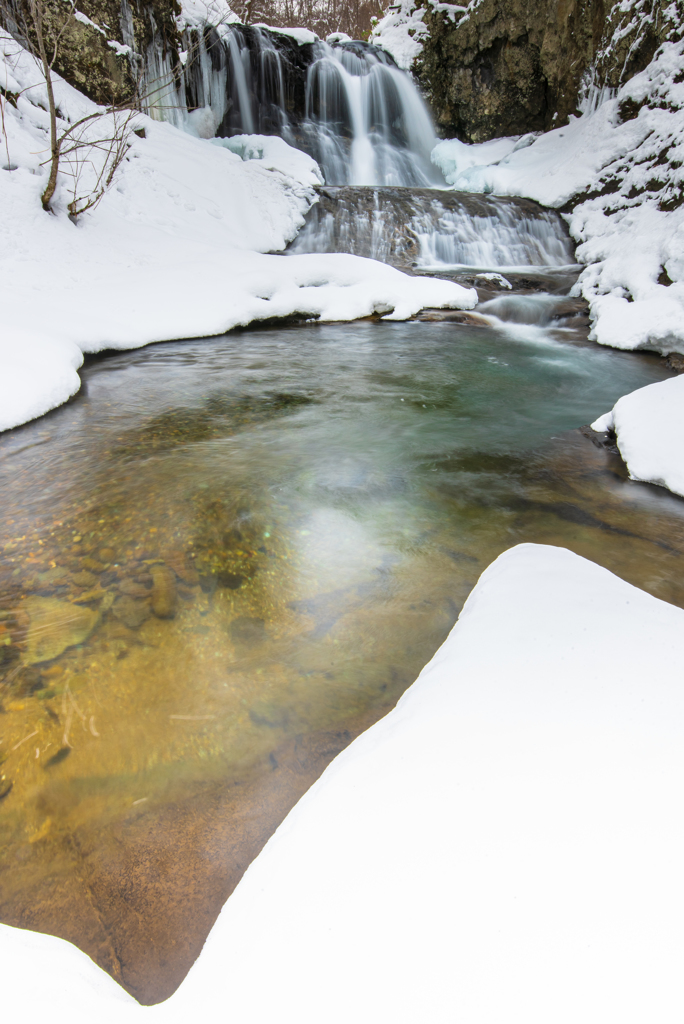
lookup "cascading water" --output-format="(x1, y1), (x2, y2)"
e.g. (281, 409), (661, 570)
(141, 19), (582, 325)
(146, 25), (438, 186)
(288, 187), (577, 271)
(300, 40), (439, 186)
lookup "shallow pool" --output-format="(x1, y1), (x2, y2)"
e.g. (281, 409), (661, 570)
(0, 319), (681, 1001)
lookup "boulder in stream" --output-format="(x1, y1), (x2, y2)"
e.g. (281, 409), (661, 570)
(22, 597), (100, 665)
(150, 565), (177, 619)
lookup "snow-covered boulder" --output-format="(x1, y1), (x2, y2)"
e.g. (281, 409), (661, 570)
(592, 374), (684, 498)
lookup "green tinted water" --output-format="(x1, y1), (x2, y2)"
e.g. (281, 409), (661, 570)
(0, 320), (681, 1001)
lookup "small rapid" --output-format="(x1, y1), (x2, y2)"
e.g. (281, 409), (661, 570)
(288, 186), (576, 271)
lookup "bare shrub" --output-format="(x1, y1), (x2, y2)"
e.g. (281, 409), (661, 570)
(232, 0), (385, 41)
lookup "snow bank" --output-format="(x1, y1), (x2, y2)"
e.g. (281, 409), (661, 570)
(432, 40), (684, 356)
(592, 374), (684, 497)
(210, 133), (322, 184)
(0, 33), (474, 432)
(4, 543), (684, 1022)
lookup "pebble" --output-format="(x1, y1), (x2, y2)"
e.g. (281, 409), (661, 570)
(71, 570), (98, 588)
(37, 567), (70, 588)
(80, 557), (105, 573)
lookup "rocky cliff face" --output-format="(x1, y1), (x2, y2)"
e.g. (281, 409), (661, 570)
(2, 0), (181, 106)
(415, 0), (683, 141)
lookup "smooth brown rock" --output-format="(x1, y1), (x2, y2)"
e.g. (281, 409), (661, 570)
(163, 549), (200, 586)
(150, 565), (177, 619)
(21, 597), (100, 665)
(119, 578), (151, 599)
(71, 570), (98, 588)
(112, 595), (151, 630)
(80, 557), (105, 573)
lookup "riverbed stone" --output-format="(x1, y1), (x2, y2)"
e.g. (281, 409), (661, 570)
(71, 570), (98, 588)
(150, 565), (177, 619)
(112, 595), (151, 630)
(119, 577), (152, 599)
(164, 548), (200, 585)
(22, 596), (100, 665)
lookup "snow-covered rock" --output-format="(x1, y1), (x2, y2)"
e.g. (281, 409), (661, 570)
(4, 543), (684, 1023)
(592, 374), (684, 498)
(370, 0), (431, 70)
(0, 32), (475, 433)
(433, 40), (684, 356)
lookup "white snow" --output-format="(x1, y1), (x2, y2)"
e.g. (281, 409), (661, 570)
(432, 40), (684, 356)
(107, 39), (133, 57)
(210, 133), (322, 183)
(476, 271), (512, 289)
(73, 9), (106, 35)
(177, 0), (240, 33)
(255, 24), (318, 45)
(0, 32), (475, 433)
(372, 0), (487, 69)
(370, 0), (430, 70)
(4, 543), (684, 1023)
(592, 374), (684, 497)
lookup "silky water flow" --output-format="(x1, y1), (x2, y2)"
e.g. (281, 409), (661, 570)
(1, 22), (683, 1012)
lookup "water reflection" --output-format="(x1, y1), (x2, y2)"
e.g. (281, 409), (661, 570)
(0, 320), (681, 1001)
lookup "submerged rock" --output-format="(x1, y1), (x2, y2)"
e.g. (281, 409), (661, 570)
(150, 565), (177, 619)
(119, 577), (152, 599)
(71, 570), (98, 589)
(22, 597), (100, 665)
(36, 567), (71, 590)
(230, 616), (266, 647)
(112, 595), (151, 630)
(164, 549), (200, 586)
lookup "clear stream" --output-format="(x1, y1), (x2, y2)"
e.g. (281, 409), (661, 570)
(1, 315), (683, 1001)
(6, 20), (680, 1006)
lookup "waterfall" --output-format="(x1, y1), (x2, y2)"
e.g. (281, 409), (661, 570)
(300, 39), (439, 186)
(288, 187), (577, 271)
(226, 28), (256, 135)
(144, 25), (439, 187)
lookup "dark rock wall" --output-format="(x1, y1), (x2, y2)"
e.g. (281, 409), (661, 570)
(2, 0), (182, 106)
(416, 0), (683, 141)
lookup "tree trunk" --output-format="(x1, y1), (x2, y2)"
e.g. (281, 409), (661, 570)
(31, 0), (60, 210)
